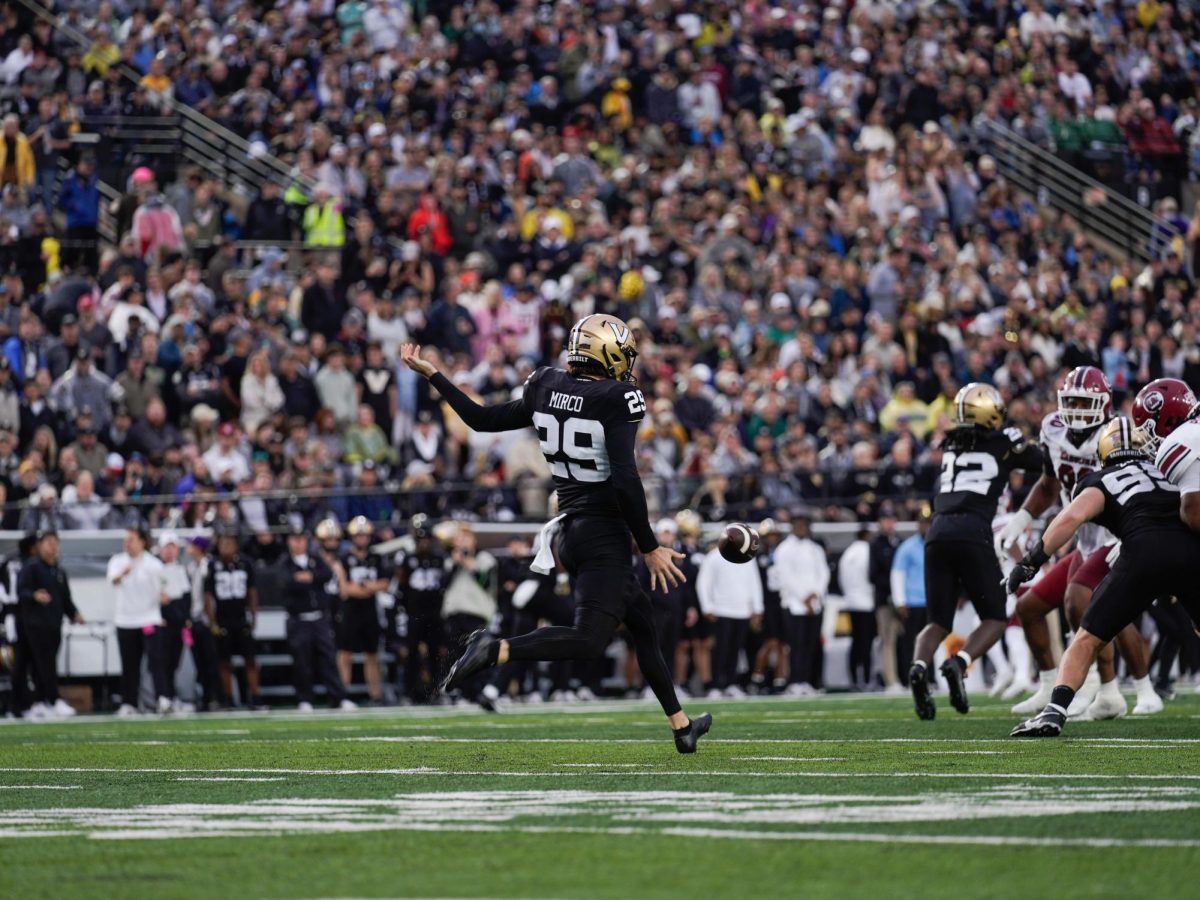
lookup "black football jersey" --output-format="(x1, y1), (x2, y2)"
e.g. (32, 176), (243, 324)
(398, 551), (448, 608)
(523, 367), (654, 542)
(205, 556), (256, 623)
(930, 426), (1044, 539)
(341, 551), (391, 599)
(1077, 460), (1183, 542)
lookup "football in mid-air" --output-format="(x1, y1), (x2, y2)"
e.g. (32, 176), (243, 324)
(718, 523), (760, 564)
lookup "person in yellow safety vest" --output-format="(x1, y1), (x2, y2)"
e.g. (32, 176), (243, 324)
(302, 184), (345, 248)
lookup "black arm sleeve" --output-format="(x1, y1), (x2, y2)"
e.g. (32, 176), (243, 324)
(16, 564), (35, 608)
(1013, 442), (1046, 473)
(429, 372), (533, 433)
(604, 418), (658, 553)
(61, 575), (77, 621)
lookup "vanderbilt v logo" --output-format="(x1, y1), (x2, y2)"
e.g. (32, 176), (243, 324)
(606, 321), (630, 344)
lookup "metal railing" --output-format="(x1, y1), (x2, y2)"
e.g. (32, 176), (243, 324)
(986, 120), (1181, 263)
(14, 0), (313, 203)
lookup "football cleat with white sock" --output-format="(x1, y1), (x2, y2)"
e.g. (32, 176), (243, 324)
(1078, 681), (1127, 721)
(1067, 668), (1101, 719)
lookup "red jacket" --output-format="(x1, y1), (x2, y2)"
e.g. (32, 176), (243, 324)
(406, 206), (452, 255)
(1125, 116), (1181, 156)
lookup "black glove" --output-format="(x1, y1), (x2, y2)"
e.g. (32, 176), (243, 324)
(1005, 540), (1050, 595)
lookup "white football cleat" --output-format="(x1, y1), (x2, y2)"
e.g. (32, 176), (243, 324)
(1067, 670), (1101, 719)
(674, 684), (691, 699)
(1080, 688), (1127, 721)
(1002, 679), (1034, 700)
(116, 703), (139, 719)
(338, 699), (358, 711)
(1011, 685), (1053, 715)
(724, 685), (747, 699)
(24, 702), (50, 720)
(52, 699), (76, 717)
(988, 669), (1014, 698)
(296, 701), (315, 712)
(574, 686), (597, 702)
(1132, 693), (1165, 716)
(705, 688), (724, 699)
(157, 696), (173, 715)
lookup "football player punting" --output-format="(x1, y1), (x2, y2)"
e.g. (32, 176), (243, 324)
(910, 383), (1044, 721)
(400, 316), (712, 753)
(996, 367), (1161, 719)
(1010, 419), (1200, 737)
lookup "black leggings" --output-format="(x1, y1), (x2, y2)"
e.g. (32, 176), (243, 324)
(117, 626), (170, 707)
(12, 624), (62, 710)
(847, 610), (875, 685)
(711, 616), (748, 690)
(1149, 600), (1200, 687)
(506, 579), (680, 715)
(787, 612), (822, 688)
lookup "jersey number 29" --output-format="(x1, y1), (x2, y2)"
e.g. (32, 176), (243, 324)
(939, 451), (999, 495)
(532, 412), (611, 483)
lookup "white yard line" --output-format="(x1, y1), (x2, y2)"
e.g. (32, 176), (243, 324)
(0, 785), (80, 790)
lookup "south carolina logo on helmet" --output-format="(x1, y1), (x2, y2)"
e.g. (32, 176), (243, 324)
(1131, 378), (1198, 453)
(1057, 366), (1112, 431)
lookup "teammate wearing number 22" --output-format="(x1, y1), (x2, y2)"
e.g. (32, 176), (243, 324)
(910, 383), (1044, 721)
(400, 315), (711, 753)
(1010, 418), (1200, 737)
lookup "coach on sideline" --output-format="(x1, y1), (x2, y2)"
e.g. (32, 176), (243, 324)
(14, 529), (83, 717)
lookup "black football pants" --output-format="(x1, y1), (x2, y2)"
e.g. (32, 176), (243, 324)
(505, 516), (682, 716)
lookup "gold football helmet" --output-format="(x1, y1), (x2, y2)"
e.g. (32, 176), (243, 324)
(1097, 416), (1148, 464)
(347, 516), (373, 538)
(675, 509), (703, 538)
(954, 383), (1005, 430)
(567, 313), (639, 382)
(315, 518), (342, 541)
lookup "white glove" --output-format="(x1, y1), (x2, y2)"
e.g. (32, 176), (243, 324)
(995, 509), (1033, 557)
(1105, 542), (1122, 567)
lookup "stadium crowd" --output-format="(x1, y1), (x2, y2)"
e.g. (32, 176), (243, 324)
(2, 0), (1200, 712)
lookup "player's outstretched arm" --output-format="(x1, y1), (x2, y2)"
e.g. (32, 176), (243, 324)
(401, 343), (533, 433)
(1005, 487), (1105, 594)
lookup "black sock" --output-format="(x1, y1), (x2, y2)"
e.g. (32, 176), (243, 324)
(1049, 685), (1075, 712)
(486, 640), (500, 666)
(673, 719), (692, 736)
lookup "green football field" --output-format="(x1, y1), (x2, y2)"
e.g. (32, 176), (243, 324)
(2, 692), (1199, 899)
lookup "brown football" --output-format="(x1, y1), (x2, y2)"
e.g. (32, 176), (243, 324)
(718, 523), (760, 564)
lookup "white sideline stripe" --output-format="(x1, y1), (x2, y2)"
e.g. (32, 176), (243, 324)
(733, 757), (849, 763)
(0, 785), (80, 790)
(917, 751), (1005, 755)
(656, 828), (1200, 850)
(175, 777), (288, 783)
(5, 767), (1200, 781)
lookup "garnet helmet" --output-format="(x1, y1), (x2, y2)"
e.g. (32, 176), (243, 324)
(1056, 366), (1112, 432)
(1131, 378), (1198, 453)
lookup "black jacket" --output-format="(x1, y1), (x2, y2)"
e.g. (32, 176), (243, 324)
(17, 557), (77, 629)
(274, 552), (334, 617)
(868, 533), (900, 609)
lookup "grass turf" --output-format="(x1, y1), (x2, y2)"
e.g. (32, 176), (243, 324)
(2, 692), (1199, 899)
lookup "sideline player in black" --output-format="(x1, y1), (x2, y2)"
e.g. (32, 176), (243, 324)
(396, 514), (448, 703)
(911, 383), (1044, 721)
(401, 315), (711, 753)
(204, 527), (261, 707)
(1010, 418), (1200, 737)
(336, 516), (389, 704)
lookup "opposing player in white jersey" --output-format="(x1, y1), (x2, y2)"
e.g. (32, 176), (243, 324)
(989, 508), (1035, 699)
(1132, 378), (1200, 529)
(995, 367), (1161, 719)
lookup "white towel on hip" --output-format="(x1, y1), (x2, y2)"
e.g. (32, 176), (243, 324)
(530, 513), (567, 575)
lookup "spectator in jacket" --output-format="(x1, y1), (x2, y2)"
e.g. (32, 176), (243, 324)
(56, 154), (99, 274)
(0, 114), (35, 193)
(838, 528), (875, 690)
(315, 345), (357, 428)
(774, 514), (829, 695)
(869, 506), (903, 691)
(243, 179), (292, 243)
(48, 348), (121, 431)
(891, 505), (931, 684)
(697, 539), (763, 698)
(239, 348), (283, 434)
(60, 470), (110, 529)
(131, 191), (185, 264)
(13, 530), (82, 718)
